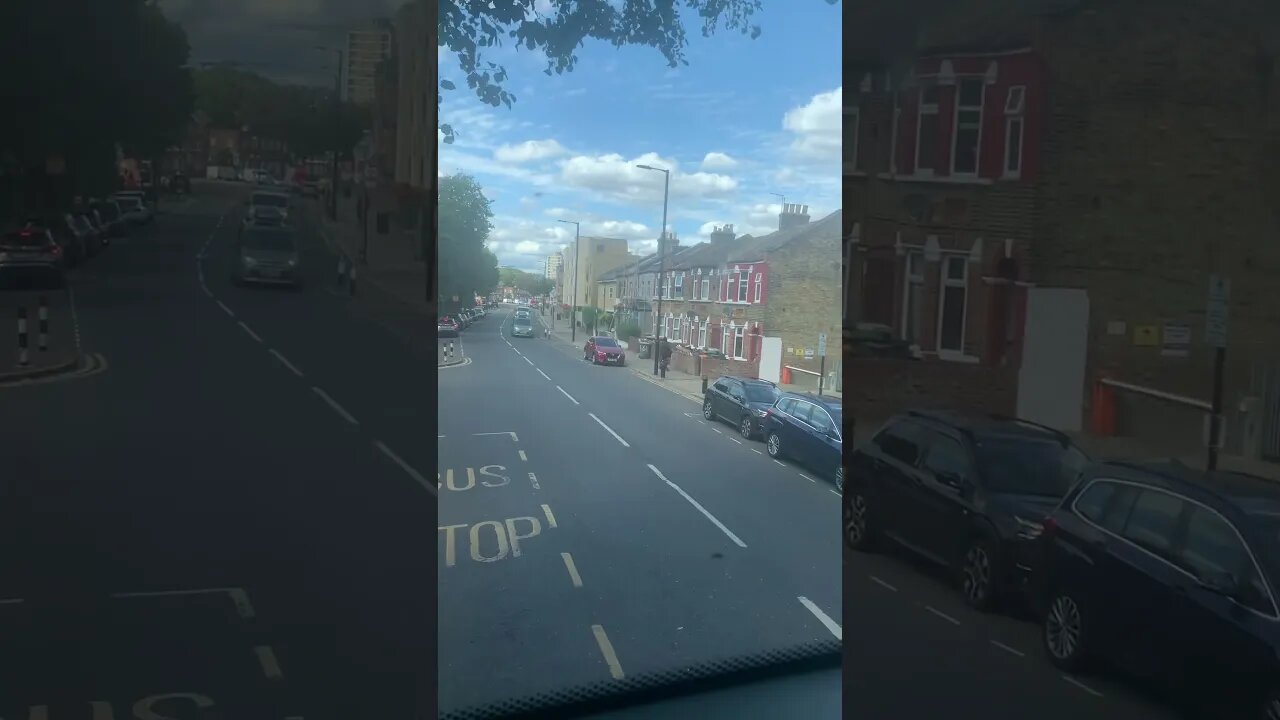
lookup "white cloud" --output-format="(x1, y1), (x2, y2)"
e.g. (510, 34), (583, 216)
(559, 152), (737, 205)
(782, 87), (842, 160)
(494, 139), (568, 163)
(700, 152), (738, 171)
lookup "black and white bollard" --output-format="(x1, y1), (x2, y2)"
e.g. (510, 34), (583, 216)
(337, 257), (347, 287)
(443, 341), (454, 362)
(349, 264), (357, 296)
(37, 297), (48, 352)
(16, 306), (28, 367)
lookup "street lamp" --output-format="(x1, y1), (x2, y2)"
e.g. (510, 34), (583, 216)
(558, 219), (581, 343)
(314, 45), (344, 220)
(637, 163), (670, 376)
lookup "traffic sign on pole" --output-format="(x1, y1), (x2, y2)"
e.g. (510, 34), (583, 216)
(1205, 275), (1230, 348)
(817, 332), (828, 358)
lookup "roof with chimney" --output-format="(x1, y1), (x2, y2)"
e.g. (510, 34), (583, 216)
(724, 208), (843, 264)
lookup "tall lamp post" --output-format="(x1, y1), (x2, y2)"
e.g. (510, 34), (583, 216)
(558, 219), (580, 343)
(314, 45), (344, 220)
(637, 163), (670, 376)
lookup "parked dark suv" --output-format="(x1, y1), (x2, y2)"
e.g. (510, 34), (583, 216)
(844, 409), (1088, 610)
(1034, 459), (1280, 716)
(762, 393), (844, 488)
(702, 376), (780, 439)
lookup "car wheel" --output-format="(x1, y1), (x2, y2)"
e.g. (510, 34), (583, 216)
(845, 489), (874, 551)
(739, 415), (754, 439)
(1043, 590), (1090, 672)
(766, 432), (783, 458)
(703, 399), (715, 421)
(961, 537), (999, 611)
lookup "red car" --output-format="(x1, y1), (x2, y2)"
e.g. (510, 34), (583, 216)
(438, 315), (461, 337)
(584, 336), (625, 365)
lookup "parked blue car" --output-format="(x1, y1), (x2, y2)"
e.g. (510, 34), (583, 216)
(762, 392), (845, 490)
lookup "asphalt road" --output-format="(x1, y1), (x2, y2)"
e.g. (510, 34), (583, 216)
(437, 306), (842, 716)
(844, 516), (1187, 718)
(0, 182), (433, 719)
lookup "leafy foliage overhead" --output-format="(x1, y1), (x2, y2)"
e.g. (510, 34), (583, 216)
(499, 267), (554, 295)
(0, 0), (194, 169)
(437, 0), (837, 142)
(192, 66), (370, 160)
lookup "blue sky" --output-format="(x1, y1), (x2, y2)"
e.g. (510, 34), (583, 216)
(438, 0), (842, 274)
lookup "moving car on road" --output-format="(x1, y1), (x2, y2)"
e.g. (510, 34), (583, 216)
(244, 191), (291, 225)
(438, 316), (461, 337)
(763, 393), (843, 489)
(1034, 459), (1280, 716)
(845, 409), (1087, 611)
(231, 223), (302, 288)
(583, 336), (625, 365)
(111, 193), (153, 224)
(511, 315), (535, 338)
(702, 375), (781, 439)
(73, 209), (106, 254)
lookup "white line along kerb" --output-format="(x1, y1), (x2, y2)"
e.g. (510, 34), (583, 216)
(374, 440), (436, 496)
(588, 413), (630, 447)
(646, 464), (746, 548)
(311, 387), (358, 425)
(797, 596), (842, 640)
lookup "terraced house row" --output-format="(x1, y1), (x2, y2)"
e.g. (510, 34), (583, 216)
(588, 203), (844, 392)
(844, 0), (1280, 463)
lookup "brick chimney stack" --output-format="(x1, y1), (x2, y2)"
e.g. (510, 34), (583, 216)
(778, 202), (811, 231)
(710, 224), (736, 244)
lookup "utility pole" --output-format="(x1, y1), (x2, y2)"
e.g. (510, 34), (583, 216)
(330, 48), (343, 221)
(558, 219), (581, 343)
(637, 164), (670, 376)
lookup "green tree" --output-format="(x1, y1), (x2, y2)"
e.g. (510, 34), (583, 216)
(438, 174), (499, 305)
(437, 0), (838, 142)
(0, 0), (194, 210)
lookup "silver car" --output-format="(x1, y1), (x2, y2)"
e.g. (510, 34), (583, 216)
(232, 225), (301, 288)
(512, 317), (535, 338)
(244, 191), (290, 225)
(111, 193), (153, 224)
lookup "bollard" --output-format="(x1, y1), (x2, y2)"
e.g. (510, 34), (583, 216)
(37, 296), (48, 351)
(16, 307), (28, 367)
(349, 264), (357, 296)
(702, 376), (708, 394)
(337, 257), (346, 287)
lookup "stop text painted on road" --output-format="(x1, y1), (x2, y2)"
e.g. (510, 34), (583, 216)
(439, 516), (544, 567)
(21, 692), (215, 720)
(438, 465), (510, 491)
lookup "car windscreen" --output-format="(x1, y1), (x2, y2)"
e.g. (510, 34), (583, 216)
(514, 319), (531, 327)
(974, 437), (1086, 497)
(242, 230), (295, 252)
(253, 194), (288, 208)
(744, 384), (779, 403)
(594, 338), (619, 347)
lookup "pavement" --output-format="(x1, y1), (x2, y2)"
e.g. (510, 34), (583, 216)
(438, 306), (842, 715)
(0, 181), (433, 719)
(535, 313), (840, 406)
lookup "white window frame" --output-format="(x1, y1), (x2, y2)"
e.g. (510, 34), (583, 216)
(914, 83), (939, 174)
(698, 319), (708, 348)
(900, 250), (925, 342)
(1003, 85), (1026, 179)
(700, 276), (710, 300)
(950, 77), (986, 177)
(737, 268), (750, 302)
(722, 321), (735, 355)
(754, 273), (762, 303)
(733, 324), (746, 360)
(936, 254), (969, 354)
(674, 271), (684, 297)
